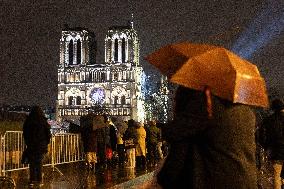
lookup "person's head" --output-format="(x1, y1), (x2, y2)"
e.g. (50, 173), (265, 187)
(111, 116), (118, 123)
(94, 115), (105, 123)
(174, 85), (211, 118)
(103, 114), (109, 123)
(128, 119), (135, 128)
(28, 106), (46, 120)
(24, 106), (49, 127)
(271, 99), (284, 112)
(135, 121), (143, 128)
(148, 120), (156, 127)
(92, 115), (107, 130)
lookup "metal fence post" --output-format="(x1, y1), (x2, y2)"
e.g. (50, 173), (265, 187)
(0, 135), (3, 176)
(51, 135), (63, 176)
(2, 134), (6, 177)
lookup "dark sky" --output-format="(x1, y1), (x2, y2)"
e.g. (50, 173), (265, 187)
(0, 0), (283, 107)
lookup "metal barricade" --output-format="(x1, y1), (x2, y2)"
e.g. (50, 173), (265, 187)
(1, 131), (27, 175)
(52, 133), (84, 165)
(0, 131), (84, 177)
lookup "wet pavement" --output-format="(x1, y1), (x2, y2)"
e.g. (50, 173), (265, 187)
(2, 157), (276, 189)
(4, 162), (157, 189)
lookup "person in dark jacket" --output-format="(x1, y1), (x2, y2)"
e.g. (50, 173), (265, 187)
(80, 114), (98, 171)
(146, 120), (161, 166)
(261, 99), (284, 189)
(95, 115), (109, 169)
(157, 86), (258, 189)
(23, 106), (51, 187)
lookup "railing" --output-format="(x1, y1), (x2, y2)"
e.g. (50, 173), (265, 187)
(0, 132), (27, 174)
(51, 133), (83, 165)
(0, 131), (84, 178)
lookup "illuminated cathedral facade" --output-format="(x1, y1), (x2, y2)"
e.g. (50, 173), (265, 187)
(57, 23), (144, 122)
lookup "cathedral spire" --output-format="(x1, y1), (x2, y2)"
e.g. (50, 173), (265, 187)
(128, 13), (134, 29)
(128, 0), (134, 29)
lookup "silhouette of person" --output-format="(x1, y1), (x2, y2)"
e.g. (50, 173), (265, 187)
(157, 86), (258, 189)
(23, 106), (51, 187)
(261, 99), (284, 189)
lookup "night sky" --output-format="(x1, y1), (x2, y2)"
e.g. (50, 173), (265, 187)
(1, 0), (283, 107)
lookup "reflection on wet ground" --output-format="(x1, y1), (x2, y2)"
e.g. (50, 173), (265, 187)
(4, 159), (276, 189)
(7, 162), (157, 188)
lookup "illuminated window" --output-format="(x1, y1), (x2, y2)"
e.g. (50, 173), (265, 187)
(90, 88), (105, 104)
(121, 96), (126, 105)
(122, 38), (126, 63)
(114, 73), (118, 80)
(76, 96), (81, 105)
(123, 71), (126, 80)
(69, 40), (73, 65)
(114, 38), (118, 62)
(114, 96), (118, 104)
(101, 72), (106, 81)
(70, 73), (74, 82)
(68, 96), (73, 105)
(89, 72), (92, 81)
(75, 72), (80, 82)
(77, 39), (81, 64)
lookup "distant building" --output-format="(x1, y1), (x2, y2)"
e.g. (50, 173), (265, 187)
(0, 105), (55, 121)
(57, 23), (144, 122)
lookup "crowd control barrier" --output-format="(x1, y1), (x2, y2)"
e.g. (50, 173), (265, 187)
(0, 131), (84, 178)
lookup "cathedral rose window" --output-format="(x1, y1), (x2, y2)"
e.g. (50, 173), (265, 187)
(90, 88), (105, 104)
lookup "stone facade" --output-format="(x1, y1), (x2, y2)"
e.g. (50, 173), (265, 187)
(57, 24), (144, 122)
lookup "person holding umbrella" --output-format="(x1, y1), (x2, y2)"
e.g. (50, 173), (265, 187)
(145, 42), (269, 189)
(157, 85), (259, 188)
(94, 115), (110, 169)
(80, 114), (100, 171)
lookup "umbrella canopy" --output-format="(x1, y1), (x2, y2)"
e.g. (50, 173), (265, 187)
(80, 114), (107, 130)
(92, 115), (107, 130)
(146, 42), (269, 108)
(113, 118), (128, 135)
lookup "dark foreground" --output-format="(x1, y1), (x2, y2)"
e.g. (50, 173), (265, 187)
(2, 162), (157, 189)
(1, 155), (276, 189)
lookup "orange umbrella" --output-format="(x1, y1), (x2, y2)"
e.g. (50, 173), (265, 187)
(145, 42), (269, 108)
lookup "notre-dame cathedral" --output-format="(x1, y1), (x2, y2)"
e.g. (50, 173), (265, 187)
(56, 21), (144, 122)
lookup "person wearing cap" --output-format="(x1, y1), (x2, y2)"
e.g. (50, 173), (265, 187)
(261, 99), (284, 189)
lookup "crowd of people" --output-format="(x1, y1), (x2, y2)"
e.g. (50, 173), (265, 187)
(78, 90), (284, 189)
(21, 96), (284, 189)
(80, 114), (167, 172)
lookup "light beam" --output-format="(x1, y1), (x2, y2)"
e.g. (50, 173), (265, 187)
(232, 1), (284, 59)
